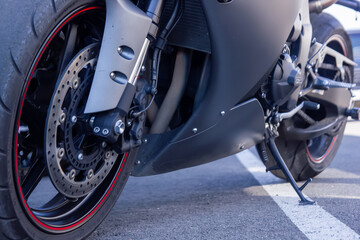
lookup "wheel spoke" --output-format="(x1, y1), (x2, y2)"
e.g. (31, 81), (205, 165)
(23, 100), (46, 124)
(34, 195), (88, 220)
(58, 23), (79, 75)
(22, 157), (46, 199)
(34, 193), (71, 213)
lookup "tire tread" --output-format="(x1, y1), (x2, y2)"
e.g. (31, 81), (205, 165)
(9, 50), (22, 75)
(0, 96), (11, 114)
(31, 10), (39, 39)
(51, 0), (57, 13)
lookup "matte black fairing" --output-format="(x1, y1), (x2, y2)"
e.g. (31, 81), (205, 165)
(175, 0), (302, 139)
(133, 99), (265, 176)
(132, 0), (302, 176)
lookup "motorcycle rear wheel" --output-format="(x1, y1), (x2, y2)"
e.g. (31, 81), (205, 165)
(257, 13), (354, 181)
(0, 1), (135, 239)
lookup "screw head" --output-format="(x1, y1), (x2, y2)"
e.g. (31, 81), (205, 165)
(93, 126), (100, 133)
(220, 111), (225, 116)
(261, 93), (267, 99)
(71, 116), (78, 124)
(19, 150), (24, 156)
(114, 120), (125, 135)
(135, 160), (141, 165)
(102, 128), (110, 136)
(143, 138), (148, 144)
(77, 153), (84, 161)
(58, 148), (65, 158)
(101, 142), (107, 148)
(87, 169), (94, 179)
(105, 151), (112, 159)
(59, 112), (66, 124)
(73, 78), (79, 89)
(141, 65), (146, 72)
(69, 169), (76, 180)
(192, 128), (198, 134)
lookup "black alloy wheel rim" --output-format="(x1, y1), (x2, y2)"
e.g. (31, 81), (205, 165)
(14, 6), (127, 232)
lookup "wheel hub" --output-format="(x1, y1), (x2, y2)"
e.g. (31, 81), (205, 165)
(45, 43), (118, 198)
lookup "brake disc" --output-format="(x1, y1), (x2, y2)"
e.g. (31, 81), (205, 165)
(45, 43), (118, 198)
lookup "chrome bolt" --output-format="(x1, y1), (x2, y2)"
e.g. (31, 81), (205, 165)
(127, 121), (132, 127)
(102, 128), (110, 136)
(59, 112), (66, 124)
(141, 65), (146, 72)
(135, 160), (141, 165)
(192, 128), (198, 134)
(114, 120), (125, 135)
(261, 93), (267, 99)
(77, 153), (84, 161)
(58, 148), (65, 158)
(220, 111), (225, 116)
(101, 142), (107, 148)
(19, 150), (24, 156)
(89, 116), (95, 128)
(69, 169), (76, 180)
(71, 116), (78, 124)
(73, 78), (79, 89)
(105, 151), (112, 159)
(93, 126), (100, 133)
(87, 169), (94, 179)
(110, 72), (116, 80)
(143, 138), (148, 144)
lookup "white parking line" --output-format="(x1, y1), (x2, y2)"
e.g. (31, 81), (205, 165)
(236, 150), (360, 240)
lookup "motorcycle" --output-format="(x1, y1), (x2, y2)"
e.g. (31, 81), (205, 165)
(0, 0), (359, 238)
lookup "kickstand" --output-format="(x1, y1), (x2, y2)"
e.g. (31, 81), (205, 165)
(267, 138), (315, 205)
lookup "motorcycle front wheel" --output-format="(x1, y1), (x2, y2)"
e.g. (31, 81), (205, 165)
(0, 1), (135, 239)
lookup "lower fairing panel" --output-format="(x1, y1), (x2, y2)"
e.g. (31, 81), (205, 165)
(132, 98), (265, 176)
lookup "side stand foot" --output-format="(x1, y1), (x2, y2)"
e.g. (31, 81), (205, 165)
(267, 138), (315, 205)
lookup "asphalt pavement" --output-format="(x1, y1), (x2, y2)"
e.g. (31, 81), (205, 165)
(88, 120), (360, 240)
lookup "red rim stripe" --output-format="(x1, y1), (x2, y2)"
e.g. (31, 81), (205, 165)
(306, 136), (337, 163)
(306, 35), (347, 163)
(14, 6), (128, 231)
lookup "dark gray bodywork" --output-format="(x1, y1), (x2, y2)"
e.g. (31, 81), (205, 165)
(132, 0), (303, 176)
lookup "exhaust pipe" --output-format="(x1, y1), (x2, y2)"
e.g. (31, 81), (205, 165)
(309, 0), (338, 13)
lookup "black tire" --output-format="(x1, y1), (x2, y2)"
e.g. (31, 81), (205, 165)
(256, 13), (354, 181)
(0, 1), (136, 239)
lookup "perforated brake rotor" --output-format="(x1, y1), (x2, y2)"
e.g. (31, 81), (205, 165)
(45, 43), (118, 198)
